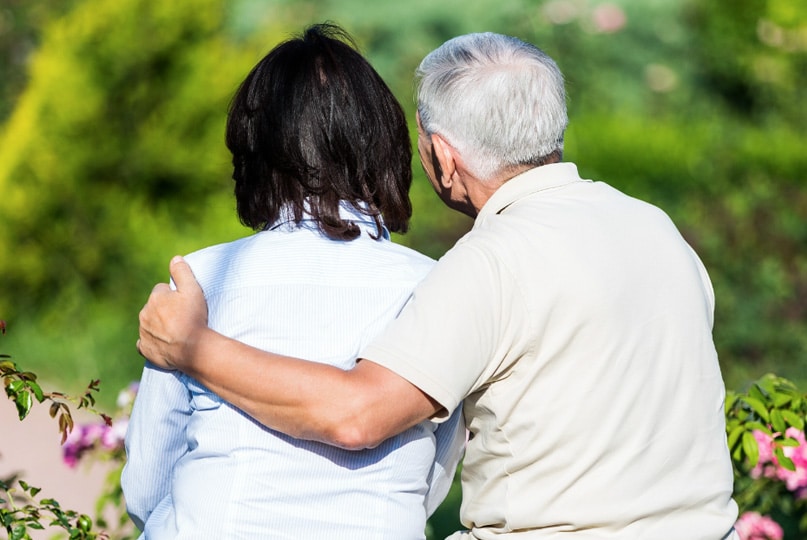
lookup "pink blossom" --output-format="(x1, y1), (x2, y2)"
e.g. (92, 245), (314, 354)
(734, 511), (783, 540)
(101, 418), (128, 450)
(62, 424), (99, 468)
(750, 430), (776, 480)
(779, 428), (807, 494)
(61, 420), (127, 467)
(751, 427), (807, 495)
(60, 382), (137, 467)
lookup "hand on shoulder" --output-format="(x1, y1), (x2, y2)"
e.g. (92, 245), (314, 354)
(137, 256), (208, 370)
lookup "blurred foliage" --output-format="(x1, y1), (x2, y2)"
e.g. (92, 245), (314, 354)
(0, 0), (268, 396)
(0, 0), (79, 122)
(0, 0), (805, 535)
(2, 330), (135, 538)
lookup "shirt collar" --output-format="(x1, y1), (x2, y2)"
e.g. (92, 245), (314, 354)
(475, 162), (588, 224)
(267, 200), (390, 240)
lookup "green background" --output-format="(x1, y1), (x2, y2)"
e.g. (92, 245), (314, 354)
(0, 0), (805, 537)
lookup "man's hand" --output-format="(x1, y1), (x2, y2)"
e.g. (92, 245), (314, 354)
(137, 256), (208, 370)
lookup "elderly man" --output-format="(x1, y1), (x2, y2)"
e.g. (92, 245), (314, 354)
(138, 32), (739, 539)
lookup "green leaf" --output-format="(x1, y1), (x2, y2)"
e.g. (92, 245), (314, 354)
(77, 514), (92, 532)
(748, 384), (768, 404)
(771, 391), (792, 408)
(726, 424), (744, 450)
(743, 421), (770, 434)
(780, 410), (804, 430)
(773, 446), (795, 471)
(778, 437), (799, 447)
(26, 381), (44, 403)
(741, 431), (760, 466)
(724, 392), (738, 413)
(770, 409), (786, 433)
(14, 391), (33, 421)
(741, 396), (770, 423)
(10, 524), (27, 540)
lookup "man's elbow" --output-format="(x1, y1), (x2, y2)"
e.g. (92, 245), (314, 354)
(319, 396), (389, 450)
(326, 422), (385, 451)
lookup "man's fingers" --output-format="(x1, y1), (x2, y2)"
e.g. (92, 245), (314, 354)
(168, 255), (202, 295)
(150, 282), (172, 297)
(140, 283), (170, 326)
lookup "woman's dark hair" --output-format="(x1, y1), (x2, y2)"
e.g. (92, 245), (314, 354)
(226, 23), (412, 240)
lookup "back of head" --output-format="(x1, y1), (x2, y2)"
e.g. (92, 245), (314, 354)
(416, 32), (568, 181)
(226, 23), (412, 240)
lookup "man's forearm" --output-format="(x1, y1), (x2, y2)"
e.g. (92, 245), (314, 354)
(136, 256), (440, 449)
(180, 327), (441, 450)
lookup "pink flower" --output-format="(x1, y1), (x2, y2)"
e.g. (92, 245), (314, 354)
(734, 511), (783, 540)
(751, 427), (807, 495)
(61, 420), (127, 467)
(750, 430), (778, 481)
(60, 382), (136, 467)
(62, 424), (98, 468)
(777, 428), (807, 494)
(101, 418), (128, 450)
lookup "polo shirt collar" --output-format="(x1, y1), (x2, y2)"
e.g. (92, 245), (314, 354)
(476, 162), (587, 222)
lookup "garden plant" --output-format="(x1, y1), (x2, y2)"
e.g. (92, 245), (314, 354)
(2, 320), (807, 539)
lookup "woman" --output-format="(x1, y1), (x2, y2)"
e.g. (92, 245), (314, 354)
(122, 23), (463, 540)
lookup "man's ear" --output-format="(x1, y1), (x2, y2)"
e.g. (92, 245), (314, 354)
(431, 134), (457, 189)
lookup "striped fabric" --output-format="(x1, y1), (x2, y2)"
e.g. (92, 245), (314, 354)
(123, 204), (465, 540)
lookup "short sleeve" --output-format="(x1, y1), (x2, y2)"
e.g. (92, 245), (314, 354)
(360, 239), (525, 416)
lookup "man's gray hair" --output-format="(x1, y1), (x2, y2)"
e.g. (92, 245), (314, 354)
(416, 32), (568, 181)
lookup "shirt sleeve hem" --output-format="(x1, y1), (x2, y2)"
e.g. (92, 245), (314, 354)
(360, 344), (462, 423)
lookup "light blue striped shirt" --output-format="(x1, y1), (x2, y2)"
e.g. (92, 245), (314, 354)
(122, 205), (464, 539)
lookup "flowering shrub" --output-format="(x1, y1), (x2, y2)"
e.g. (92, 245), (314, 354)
(751, 428), (807, 498)
(62, 384), (135, 469)
(727, 374), (807, 537)
(1, 321), (137, 539)
(3, 315), (807, 538)
(735, 511), (784, 540)
(57, 383), (138, 539)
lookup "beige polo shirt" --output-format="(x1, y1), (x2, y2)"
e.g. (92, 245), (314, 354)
(362, 163), (738, 539)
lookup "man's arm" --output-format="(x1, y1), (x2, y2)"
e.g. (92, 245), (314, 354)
(137, 256), (441, 450)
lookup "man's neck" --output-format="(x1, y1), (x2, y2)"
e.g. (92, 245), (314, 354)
(466, 160), (560, 217)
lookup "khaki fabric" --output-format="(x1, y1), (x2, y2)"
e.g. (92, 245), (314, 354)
(362, 163), (738, 539)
